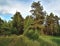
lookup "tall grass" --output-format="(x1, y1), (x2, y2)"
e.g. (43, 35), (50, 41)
(0, 35), (60, 46)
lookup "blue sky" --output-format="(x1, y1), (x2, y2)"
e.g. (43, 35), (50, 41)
(0, 0), (60, 21)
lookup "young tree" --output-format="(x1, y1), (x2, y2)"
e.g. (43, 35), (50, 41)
(12, 12), (24, 35)
(0, 18), (4, 35)
(24, 16), (34, 33)
(1, 21), (11, 35)
(24, 16), (39, 40)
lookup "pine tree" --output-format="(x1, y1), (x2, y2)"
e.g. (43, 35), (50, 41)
(12, 12), (24, 35)
(30, 1), (45, 34)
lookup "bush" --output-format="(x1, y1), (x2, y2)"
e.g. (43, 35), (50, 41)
(11, 27), (19, 35)
(24, 29), (39, 40)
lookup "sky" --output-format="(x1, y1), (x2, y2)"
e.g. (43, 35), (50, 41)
(0, 0), (60, 21)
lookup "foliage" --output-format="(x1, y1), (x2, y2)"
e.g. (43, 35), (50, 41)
(0, 35), (60, 46)
(24, 29), (39, 40)
(24, 16), (34, 31)
(12, 12), (24, 35)
(0, 1), (60, 36)
(0, 1), (60, 46)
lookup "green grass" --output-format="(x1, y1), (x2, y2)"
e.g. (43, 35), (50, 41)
(0, 35), (60, 46)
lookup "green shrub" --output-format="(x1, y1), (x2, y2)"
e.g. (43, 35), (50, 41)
(24, 29), (39, 40)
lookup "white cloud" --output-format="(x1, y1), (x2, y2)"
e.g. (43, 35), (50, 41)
(0, 0), (60, 20)
(0, 0), (42, 19)
(41, 0), (60, 17)
(0, 0), (32, 18)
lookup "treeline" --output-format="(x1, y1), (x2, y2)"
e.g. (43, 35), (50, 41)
(0, 1), (60, 36)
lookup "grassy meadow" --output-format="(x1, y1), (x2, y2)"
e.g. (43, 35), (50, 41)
(0, 35), (60, 46)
